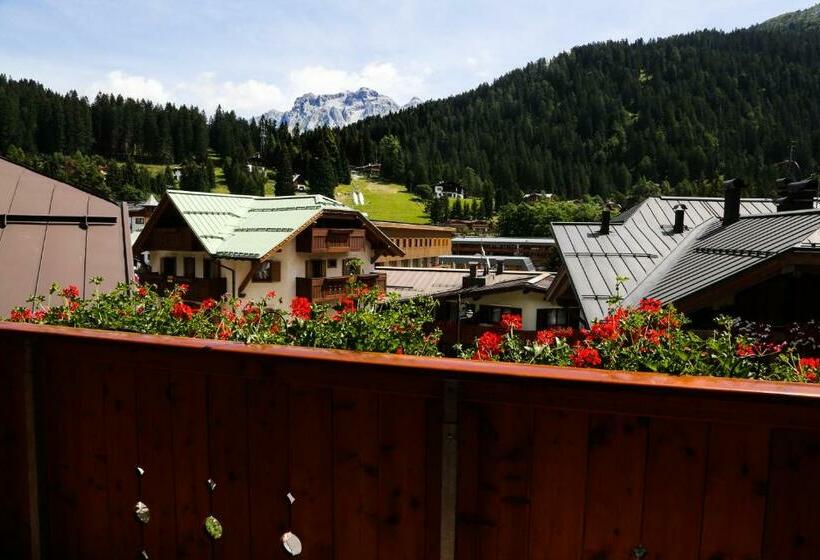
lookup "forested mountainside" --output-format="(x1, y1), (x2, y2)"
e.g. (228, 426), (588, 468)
(758, 3), (820, 30)
(330, 23), (820, 203)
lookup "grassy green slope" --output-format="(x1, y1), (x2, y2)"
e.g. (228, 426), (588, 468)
(335, 177), (428, 224)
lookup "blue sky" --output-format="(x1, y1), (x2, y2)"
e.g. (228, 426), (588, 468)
(0, 0), (811, 115)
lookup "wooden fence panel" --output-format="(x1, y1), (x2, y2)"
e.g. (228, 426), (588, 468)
(3, 325), (820, 559)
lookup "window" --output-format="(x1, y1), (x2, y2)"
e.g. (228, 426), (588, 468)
(183, 257), (195, 278)
(254, 260), (281, 282)
(203, 259), (213, 279)
(327, 259), (338, 269)
(161, 257), (177, 276)
(306, 259), (327, 279)
(536, 308), (580, 329)
(135, 217), (145, 224)
(477, 305), (523, 325)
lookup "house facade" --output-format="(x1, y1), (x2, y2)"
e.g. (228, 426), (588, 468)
(133, 190), (403, 306)
(372, 221), (455, 267)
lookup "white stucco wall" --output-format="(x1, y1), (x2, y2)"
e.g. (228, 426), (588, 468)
(147, 237), (377, 311)
(464, 290), (561, 331)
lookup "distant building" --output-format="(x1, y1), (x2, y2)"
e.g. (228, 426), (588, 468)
(293, 174), (308, 192)
(523, 192), (554, 203)
(350, 163), (381, 178)
(128, 193), (159, 236)
(372, 221), (455, 267)
(551, 182), (820, 327)
(0, 156), (133, 316)
(451, 236), (557, 269)
(433, 180), (464, 200)
(438, 254), (536, 271)
(444, 219), (492, 234)
(133, 191), (402, 305)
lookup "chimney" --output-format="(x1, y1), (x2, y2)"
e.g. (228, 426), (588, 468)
(599, 207), (612, 235)
(672, 203), (687, 234)
(495, 260), (505, 274)
(598, 202), (619, 235)
(463, 262), (487, 289)
(723, 178), (743, 226)
(776, 177), (817, 212)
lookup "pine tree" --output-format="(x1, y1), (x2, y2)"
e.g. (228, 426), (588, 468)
(275, 145), (295, 196)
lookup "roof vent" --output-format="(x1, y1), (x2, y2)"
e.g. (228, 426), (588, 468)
(463, 263), (487, 289)
(672, 203), (687, 234)
(723, 178), (744, 226)
(598, 202), (619, 235)
(776, 177), (817, 212)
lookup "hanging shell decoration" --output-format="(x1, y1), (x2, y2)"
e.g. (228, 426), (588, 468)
(134, 501), (151, 524)
(204, 515), (223, 540)
(281, 531), (303, 556)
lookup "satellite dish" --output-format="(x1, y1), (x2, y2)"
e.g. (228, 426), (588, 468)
(282, 532), (303, 556)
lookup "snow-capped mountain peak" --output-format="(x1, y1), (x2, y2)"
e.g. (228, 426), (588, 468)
(261, 88), (420, 131)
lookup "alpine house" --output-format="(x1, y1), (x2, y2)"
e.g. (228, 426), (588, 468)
(133, 190), (403, 305)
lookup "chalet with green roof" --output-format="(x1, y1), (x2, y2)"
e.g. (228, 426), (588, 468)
(133, 190), (403, 305)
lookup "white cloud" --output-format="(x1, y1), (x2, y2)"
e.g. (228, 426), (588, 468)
(84, 62), (428, 117)
(286, 62), (427, 105)
(89, 70), (167, 102)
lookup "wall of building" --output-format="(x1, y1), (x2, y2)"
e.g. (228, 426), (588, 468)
(148, 237), (376, 309)
(462, 290), (560, 331)
(375, 224), (454, 268)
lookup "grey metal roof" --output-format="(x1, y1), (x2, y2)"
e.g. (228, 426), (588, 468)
(451, 236), (556, 246)
(629, 210), (820, 305)
(438, 255), (536, 271)
(379, 267), (538, 298)
(553, 196), (780, 324)
(433, 272), (555, 300)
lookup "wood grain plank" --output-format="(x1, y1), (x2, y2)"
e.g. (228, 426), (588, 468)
(762, 429), (820, 559)
(582, 414), (648, 560)
(209, 373), (251, 559)
(289, 386), (334, 560)
(136, 369), (178, 559)
(101, 359), (141, 556)
(378, 393), (428, 560)
(169, 372), (211, 559)
(332, 388), (379, 560)
(425, 396), (443, 560)
(529, 408), (589, 560)
(699, 423), (770, 560)
(456, 401), (481, 560)
(246, 375), (290, 559)
(640, 418), (708, 560)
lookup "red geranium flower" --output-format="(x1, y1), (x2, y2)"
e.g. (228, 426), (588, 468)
(799, 357), (820, 370)
(290, 297), (312, 320)
(199, 298), (217, 311)
(590, 317), (619, 341)
(137, 286), (148, 298)
(500, 313), (522, 331)
(171, 301), (193, 321)
(735, 343), (756, 358)
(570, 346), (602, 368)
(536, 329), (556, 346)
(266, 290), (277, 299)
(638, 298), (663, 313)
(339, 297), (356, 314)
(476, 330), (504, 356)
(60, 285), (80, 299)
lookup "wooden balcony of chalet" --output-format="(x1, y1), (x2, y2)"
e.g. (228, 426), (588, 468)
(296, 227), (366, 254)
(3, 321), (820, 559)
(295, 273), (386, 303)
(139, 271), (226, 302)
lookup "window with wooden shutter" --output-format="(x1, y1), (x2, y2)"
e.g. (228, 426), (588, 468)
(253, 260), (281, 282)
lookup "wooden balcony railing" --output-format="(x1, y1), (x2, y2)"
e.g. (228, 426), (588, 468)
(295, 273), (386, 303)
(140, 271), (227, 301)
(3, 322), (820, 559)
(296, 227), (366, 254)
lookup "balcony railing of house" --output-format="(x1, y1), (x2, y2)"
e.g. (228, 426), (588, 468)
(2, 322), (820, 559)
(295, 272), (386, 303)
(139, 271), (227, 301)
(296, 227), (366, 254)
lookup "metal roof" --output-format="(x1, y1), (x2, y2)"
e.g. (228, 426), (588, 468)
(438, 255), (536, 271)
(140, 190), (399, 260)
(0, 156), (133, 316)
(433, 272), (555, 300)
(452, 236), (556, 246)
(628, 210), (820, 305)
(379, 267), (538, 298)
(553, 196), (780, 324)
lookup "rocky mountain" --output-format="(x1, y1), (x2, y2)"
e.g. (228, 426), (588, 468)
(261, 87), (419, 131)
